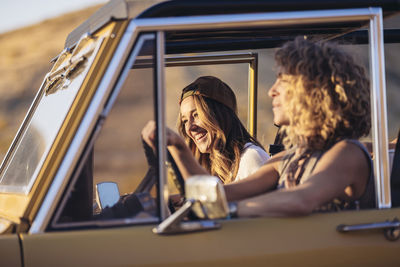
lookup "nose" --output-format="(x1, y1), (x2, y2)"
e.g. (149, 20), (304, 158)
(186, 118), (198, 133)
(268, 80), (279, 98)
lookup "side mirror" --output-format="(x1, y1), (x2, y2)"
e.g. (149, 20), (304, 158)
(153, 175), (228, 235)
(185, 175), (229, 219)
(95, 182), (120, 211)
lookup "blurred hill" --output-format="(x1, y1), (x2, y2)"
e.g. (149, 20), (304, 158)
(0, 5), (102, 158)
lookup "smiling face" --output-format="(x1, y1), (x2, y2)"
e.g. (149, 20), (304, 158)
(268, 74), (293, 126)
(180, 96), (212, 153)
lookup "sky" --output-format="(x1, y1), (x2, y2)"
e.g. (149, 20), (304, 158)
(0, 0), (108, 34)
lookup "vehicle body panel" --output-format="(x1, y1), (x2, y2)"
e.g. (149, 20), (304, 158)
(22, 209), (400, 266)
(0, 234), (21, 267)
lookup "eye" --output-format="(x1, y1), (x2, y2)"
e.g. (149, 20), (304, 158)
(193, 112), (198, 118)
(182, 119), (188, 125)
(280, 74), (292, 83)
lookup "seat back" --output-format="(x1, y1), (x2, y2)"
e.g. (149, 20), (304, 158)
(268, 126), (285, 156)
(390, 129), (400, 207)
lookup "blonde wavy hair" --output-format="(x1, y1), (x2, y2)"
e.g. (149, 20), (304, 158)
(178, 92), (263, 184)
(275, 37), (371, 151)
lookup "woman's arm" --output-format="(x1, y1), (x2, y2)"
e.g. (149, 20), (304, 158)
(141, 120), (208, 179)
(224, 152), (283, 201)
(236, 140), (370, 217)
(167, 140), (208, 179)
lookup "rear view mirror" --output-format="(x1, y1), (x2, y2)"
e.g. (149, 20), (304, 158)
(96, 182), (120, 210)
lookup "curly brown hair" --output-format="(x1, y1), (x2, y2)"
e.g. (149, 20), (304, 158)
(275, 37), (371, 151)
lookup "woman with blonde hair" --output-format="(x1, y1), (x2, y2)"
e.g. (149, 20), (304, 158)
(143, 76), (269, 184)
(223, 37), (375, 217)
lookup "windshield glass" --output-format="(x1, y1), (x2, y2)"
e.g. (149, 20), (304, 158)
(0, 36), (103, 194)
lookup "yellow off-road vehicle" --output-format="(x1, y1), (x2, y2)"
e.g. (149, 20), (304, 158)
(1, 0), (400, 266)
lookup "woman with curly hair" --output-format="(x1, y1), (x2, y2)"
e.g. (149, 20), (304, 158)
(142, 76), (269, 184)
(224, 37), (375, 216)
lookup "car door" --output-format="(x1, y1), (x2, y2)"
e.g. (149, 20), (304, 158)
(20, 5), (400, 267)
(21, 212), (400, 266)
(0, 232), (21, 267)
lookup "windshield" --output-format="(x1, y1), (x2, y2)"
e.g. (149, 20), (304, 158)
(0, 36), (103, 194)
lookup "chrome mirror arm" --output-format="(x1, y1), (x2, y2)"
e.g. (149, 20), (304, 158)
(152, 199), (221, 235)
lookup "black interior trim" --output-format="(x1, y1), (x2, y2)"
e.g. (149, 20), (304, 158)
(390, 129), (400, 207)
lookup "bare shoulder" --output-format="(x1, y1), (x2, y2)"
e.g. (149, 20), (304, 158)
(326, 140), (369, 164)
(317, 140), (370, 172)
(315, 139), (370, 197)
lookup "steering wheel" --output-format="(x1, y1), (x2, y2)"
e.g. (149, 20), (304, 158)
(166, 150), (185, 195)
(140, 139), (185, 213)
(95, 139), (185, 219)
(137, 138), (185, 196)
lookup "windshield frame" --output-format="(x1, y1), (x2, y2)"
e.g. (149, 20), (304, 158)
(0, 36), (105, 195)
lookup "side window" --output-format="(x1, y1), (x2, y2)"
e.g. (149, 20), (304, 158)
(383, 13), (400, 206)
(51, 34), (159, 228)
(386, 40), (400, 172)
(256, 48), (280, 146)
(164, 53), (260, 139)
(384, 14), (400, 143)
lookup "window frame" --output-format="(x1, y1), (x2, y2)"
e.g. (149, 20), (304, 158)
(47, 33), (160, 230)
(30, 7), (391, 234)
(138, 8), (390, 216)
(163, 53), (259, 136)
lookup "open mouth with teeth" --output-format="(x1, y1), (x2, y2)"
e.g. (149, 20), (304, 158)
(194, 131), (207, 142)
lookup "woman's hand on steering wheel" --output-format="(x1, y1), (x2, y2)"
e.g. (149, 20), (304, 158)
(141, 120), (186, 194)
(141, 120), (186, 151)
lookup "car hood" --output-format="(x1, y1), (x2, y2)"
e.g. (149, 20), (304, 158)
(0, 217), (15, 234)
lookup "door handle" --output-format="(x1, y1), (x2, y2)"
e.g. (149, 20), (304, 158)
(337, 218), (400, 241)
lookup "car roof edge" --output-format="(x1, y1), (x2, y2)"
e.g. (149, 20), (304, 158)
(64, 0), (400, 50)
